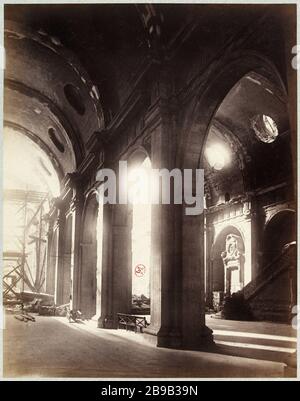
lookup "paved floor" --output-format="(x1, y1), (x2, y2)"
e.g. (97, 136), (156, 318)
(3, 313), (297, 379)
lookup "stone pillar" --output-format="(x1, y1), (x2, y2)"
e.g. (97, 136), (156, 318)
(205, 222), (214, 308)
(45, 220), (57, 295)
(54, 207), (66, 305)
(143, 98), (182, 348)
(61, 211), (73, 305)
(98, 203), (114, 328)
(95, 200), (104, 321)
(251, 200), (266, 278)
(79, 192), (104, 322)
(98, 201), (132, 328)
(242, 218), (252, 286)
(52, 189), (81, 308)
(112, 203), (132, 324)
(143, 89), (213, 349)
(69, 192), (83, 312)
(79, 194), (98, 319)
(181, 212), (214, 349)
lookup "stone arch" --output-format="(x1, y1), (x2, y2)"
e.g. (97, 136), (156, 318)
(4, 121), (64, 182)
(5, 80), (83, 169)
(125, 145), (150, 167)
(210, 225), (245, 294)
(180, 52), (286, 336)
(213, 222), (246, 247)
(180, 52), (287, 171)
(263, 209), (296, 264)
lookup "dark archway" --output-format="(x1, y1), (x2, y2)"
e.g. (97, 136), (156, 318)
(180, 53), (288, 330)
(210, 226), (245, 297)
(180, 53), (287, 171)
(263, 210), (296, 264)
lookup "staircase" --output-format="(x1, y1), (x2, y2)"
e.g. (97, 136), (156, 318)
(242, 243), (296, 323)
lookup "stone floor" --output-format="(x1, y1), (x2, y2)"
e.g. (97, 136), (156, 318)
(3, 313), (297, 379)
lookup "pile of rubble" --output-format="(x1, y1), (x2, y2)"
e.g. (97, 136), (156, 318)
(4, 291), (85, 324)
(4, 291), (69, 320)
(14, 311), (36, 323)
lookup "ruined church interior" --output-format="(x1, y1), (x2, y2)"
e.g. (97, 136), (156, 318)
(2, 3), (297, 379)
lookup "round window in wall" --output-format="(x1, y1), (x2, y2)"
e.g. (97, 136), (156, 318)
(64, 84), (86, 115)
(251, 114), (278, 143)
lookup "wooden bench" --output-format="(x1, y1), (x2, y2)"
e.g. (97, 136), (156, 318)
(117, 313), (149, 333)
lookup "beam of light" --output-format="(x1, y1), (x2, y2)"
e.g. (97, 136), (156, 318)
(131, 158), (151, 299)
(128, 157), (152, 205)
(3, 127), (60, 197)
(3, 127), (61, 259)
(205, 143), (231, 170)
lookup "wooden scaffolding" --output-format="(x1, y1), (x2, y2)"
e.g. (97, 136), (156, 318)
(3, 189), (50, 299)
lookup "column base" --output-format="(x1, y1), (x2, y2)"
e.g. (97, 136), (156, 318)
(87, 315), (100, 329)
(97, 315), (116, 329)
(143, 324), (215, 351)
(182, 325), (215, 351)
(143, 325), (182, 348)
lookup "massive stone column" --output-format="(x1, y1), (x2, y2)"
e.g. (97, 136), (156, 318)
(54, 206), (66, 305)
(143, 81), (213, 349)
(61, 211), (73, 305)
(111, 203), (132, 324)
(45, 220), (57, 296)
(51, 181), (82, 309)
(250, 199), (261, 279)
(242, 212), (252, 287)
(181, 212), (214, 349)
(205, 222), (214, 309)
(94, 200), (104, 322)
(98, 197), (132, 328)
(98, 203), (114, 328)
(53, 174), (84, 311)
(69, 192), (83, 312)
(79, 192), (99, 319)
(143, 96), (182, 348)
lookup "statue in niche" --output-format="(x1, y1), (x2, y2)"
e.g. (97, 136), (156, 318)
(221, 234), (244, 295)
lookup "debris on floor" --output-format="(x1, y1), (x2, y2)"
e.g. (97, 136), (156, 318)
(55, 303), (69, 317)
(14, 312), (36, 323)
(4, 291), (57, 320)
(38, 304), (56, 316)
(4, 291), (85, 324)
(67, 309), (82, 323)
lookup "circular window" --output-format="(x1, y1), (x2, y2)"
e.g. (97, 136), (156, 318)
(48, 128), (65, 153)
(64, 84), (86, 115)
(251, 114), (278, 143)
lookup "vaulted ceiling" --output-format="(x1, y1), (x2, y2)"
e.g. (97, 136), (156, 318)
(4, 3), (293, 193)
(204, 72), (292, 206)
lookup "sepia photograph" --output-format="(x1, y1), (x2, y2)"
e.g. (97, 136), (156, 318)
(0, 1), (298, 382)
